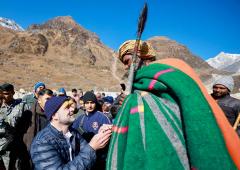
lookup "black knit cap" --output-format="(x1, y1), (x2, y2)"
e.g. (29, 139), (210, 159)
(83, 91), (98, 104)
(1, 83), (14, 92)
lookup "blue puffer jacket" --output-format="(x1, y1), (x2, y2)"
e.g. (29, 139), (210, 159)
(30, 123), (96, 170)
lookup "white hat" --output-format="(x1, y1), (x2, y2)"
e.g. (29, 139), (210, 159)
(19, 88), (26, 94)
(213, 76), (234, 92)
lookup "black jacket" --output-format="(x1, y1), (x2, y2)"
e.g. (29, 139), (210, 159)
(213, 94), (240, 126)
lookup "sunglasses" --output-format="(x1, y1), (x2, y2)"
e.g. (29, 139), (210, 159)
(62, 97), (79, 114)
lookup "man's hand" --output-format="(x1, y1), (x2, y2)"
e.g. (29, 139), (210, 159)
(98, 124), (113, 133)
(89, 129), (112, 150)
(119, 93), (126, 105)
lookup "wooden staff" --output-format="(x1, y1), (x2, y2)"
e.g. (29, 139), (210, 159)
(126, 3), (148, 94)
(233, 113), (240, 130)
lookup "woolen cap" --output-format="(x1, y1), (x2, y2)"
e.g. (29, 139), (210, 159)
(58, 87), (66, 96)
(82, 91), (98, 104)
(34, 82), (45, 92)
(1, 83), (14, 91)
(213, 76), (234, 92)
(44, 96), (68, 120)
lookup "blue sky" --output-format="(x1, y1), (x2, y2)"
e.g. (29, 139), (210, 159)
(1, 0), (239, 60)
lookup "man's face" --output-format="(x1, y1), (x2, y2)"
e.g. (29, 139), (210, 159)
(54, 101), (77, 125)
(72, 91), (78, 97)
(2, 90), (14, 104)
(78, 90), (83, 97)
(122, 53), (153, 70)
(122, 54), (133, 70)
(79, 99), (84, 108)
(84, 101), (96, 113)
(102, 102), (110, 112)
(35, 86), (45, 98)
(212, 84), (229, 97)
(96, 93), (102, 100)
(38, 94), (52, 110)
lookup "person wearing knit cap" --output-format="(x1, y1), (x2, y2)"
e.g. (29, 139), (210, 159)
(34, 82), (46, 93)
(58, 87), (66, 96)
(22, 82), (46, 108)
(211, 76), (240, 133)
(72, 91), (112, 170)
(72, 91), (112, 135)
(30, 96), (112, 169)
(213, 76), (234, 93)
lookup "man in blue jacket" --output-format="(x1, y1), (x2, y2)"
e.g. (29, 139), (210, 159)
(72, 91), (112, 136)
(72, 91), (112, 170)
(30, 96), (112, 170)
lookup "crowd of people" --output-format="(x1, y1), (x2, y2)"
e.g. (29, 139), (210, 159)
(0, 81), (120, 169)
(0, 40), (240, 170)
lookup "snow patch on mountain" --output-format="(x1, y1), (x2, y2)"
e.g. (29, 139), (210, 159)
(0, 17), (24, 31)
(206, 52), (240, 70)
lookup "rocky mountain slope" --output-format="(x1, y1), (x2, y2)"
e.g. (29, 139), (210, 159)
(0, 16), (123, 91)
(147, 36), (217, 82)
(0, 16), (239, 93)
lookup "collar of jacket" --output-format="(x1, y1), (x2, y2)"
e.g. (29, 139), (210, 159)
(48, 123), (76, 139)
(48, 123), (73, 138)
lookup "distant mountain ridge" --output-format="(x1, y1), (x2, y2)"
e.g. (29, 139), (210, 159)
(0, 16), (239, 93)
(205, 52), (240, 94)
(206, 52), (240, 72)
(0, 17), (24, 31)
(0, 16), (119, 91)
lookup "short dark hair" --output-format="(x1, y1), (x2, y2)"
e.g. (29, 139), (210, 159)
(72, 88), (77, 93)
(1, 83), (14, 92)
(38, 89), (53, 96)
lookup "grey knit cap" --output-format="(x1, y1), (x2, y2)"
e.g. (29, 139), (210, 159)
(213, 76), (234, 92)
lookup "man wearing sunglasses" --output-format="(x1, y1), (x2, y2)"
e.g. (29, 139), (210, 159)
(30, 96), (112, 169)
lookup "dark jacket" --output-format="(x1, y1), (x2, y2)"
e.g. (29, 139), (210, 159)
(23, 100), (48, 150)
(0, 99), (32, 170)
(213, 94), (240, 126)
(22, 94), (37, 109)
(72, 110), (111, 138)
(72, 111), (111, 170)
(30, 123), (96, 170)
(110, 95), (121, 119)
